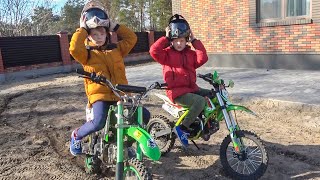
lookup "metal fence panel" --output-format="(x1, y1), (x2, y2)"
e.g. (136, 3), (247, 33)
(0, 35), (62, 68)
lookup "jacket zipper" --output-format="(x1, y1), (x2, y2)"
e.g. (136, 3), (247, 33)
(171, 67), (175, 80)
(183, 53), (192, 87)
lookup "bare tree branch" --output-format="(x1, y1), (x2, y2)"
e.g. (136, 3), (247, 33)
(0, 0), (55, 36)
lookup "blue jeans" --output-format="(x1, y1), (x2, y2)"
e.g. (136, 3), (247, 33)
(76, 101), (150, 140)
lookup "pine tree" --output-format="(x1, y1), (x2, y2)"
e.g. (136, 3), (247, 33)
(60, 0), (85, 33)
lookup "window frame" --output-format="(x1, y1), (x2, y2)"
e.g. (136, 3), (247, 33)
(257, 0), (312, 24)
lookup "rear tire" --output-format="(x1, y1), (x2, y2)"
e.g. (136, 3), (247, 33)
(124, 158), (152, 180)
(146, 115), (175, 156)
(220, 130), (268, 180)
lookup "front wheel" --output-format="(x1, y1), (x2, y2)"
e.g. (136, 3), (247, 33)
(220, 130), (268, 180)
(123, 158), (152, 180)
(146, 115), (175, 156)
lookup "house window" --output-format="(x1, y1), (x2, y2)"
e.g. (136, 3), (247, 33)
(260, 0), (282, 19)
(258, 0), (311, 25)
(287, 0), (310, 17)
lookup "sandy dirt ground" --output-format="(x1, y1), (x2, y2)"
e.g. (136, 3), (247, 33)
(0, 71), (319, 180)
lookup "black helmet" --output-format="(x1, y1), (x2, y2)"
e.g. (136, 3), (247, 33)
(81, 1), (109, 29)
(168, 14), (191, 40)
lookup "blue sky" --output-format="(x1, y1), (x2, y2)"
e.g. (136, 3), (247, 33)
(51, 0), (68, 13)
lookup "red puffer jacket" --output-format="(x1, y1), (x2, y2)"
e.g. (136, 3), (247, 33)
(149, 37), (208, 102)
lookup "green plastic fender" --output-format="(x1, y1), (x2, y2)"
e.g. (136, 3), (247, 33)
(217, 105), (257, 121)
(125, 127), (161, 161)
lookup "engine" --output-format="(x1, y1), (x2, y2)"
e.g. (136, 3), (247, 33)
(102, 143), (117, 166)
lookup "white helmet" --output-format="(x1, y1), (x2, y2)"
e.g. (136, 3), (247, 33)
(81, 1), (110, 29)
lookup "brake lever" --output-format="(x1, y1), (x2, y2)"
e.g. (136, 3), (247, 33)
(79, 76), (92, 81)
(78, 75), (87, 78)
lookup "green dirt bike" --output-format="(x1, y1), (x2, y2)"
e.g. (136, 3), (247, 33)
(147, 71), (268, 180)
(76, 69), (161, 180)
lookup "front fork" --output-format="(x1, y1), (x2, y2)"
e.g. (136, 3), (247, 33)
(215, 92), (243, 153)
(116, 101), (124, 180)
(115, 102), (144, 180)
(136, 105), (143, 160)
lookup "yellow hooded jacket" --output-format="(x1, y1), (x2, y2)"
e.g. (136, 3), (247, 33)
(69, 25), (137, 104)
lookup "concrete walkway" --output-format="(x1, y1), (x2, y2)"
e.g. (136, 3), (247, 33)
(0, 62), (319, 106)
(126, 63), (320, 106)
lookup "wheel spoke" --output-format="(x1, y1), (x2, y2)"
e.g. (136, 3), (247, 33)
(242, 162), (246, 174)
(248, 146), (261, 155)
(249, 159), (262, 166)
(249, 154), (263, 160)
(227, 157), (239, 164)
(248, 153), (262, 158)
(248, 159), (259, 170)
(150, 122), (170, 148)
(227, 147), (234, 153)
(243, 162), (253, 174)
(230, 160), (241, 169)
(221, 131), (268, 179)
(226, 135), (265, 175)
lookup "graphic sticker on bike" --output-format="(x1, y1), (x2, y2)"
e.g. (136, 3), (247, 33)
(134, 130), (143, 139)
(147, 139), (157, 148)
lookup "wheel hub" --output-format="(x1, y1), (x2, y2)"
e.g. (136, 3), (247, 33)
(233, 150), (248, 161)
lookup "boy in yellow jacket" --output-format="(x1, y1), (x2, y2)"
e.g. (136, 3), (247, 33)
(69, 1), (149, 156)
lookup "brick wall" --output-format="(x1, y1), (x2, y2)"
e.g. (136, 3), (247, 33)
(173, 0), (320, 54)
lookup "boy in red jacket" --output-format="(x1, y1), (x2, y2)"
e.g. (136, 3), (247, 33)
(149, 14), (209, 147)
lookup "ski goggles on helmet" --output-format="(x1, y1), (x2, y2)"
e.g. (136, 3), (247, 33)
(86, 16), (110, 29)
(84, 8), (108, 21)
(84, 8), (110, 29)
(169, 21), (190, 39)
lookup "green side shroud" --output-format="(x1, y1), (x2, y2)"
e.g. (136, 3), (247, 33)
(125, 127), (161, 161)
(217, 105), (257, 121)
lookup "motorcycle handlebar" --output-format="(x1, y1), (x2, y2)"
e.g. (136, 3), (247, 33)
(76, 68), (165, 94)
(197, 73), (212, 82)
(152, 82), (168, 89)
(116, 84), (146, 94)
(199, 73), (211, 77)
(160, 83), (168, 87)
(76, 68), (91, 77)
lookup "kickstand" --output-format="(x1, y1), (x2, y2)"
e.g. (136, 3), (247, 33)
(191, 140), (200, 150)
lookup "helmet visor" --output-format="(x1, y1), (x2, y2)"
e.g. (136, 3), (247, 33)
(84, 8), (108, 21)
(170, 22), (190, 38)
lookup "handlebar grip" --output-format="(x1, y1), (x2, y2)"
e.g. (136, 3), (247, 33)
(115, 84), (147, 93)
(160, 83), (168, 87)
(197, 73), (211, 78)
(76, 68), (91, 77)
(204, 73), (211, 77)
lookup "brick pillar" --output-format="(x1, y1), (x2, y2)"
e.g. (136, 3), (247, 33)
(57, 31), (71, 65)
(147, 30), (155, 47)
(110, 32), (118, 43)
(0, 49), (4, 74)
